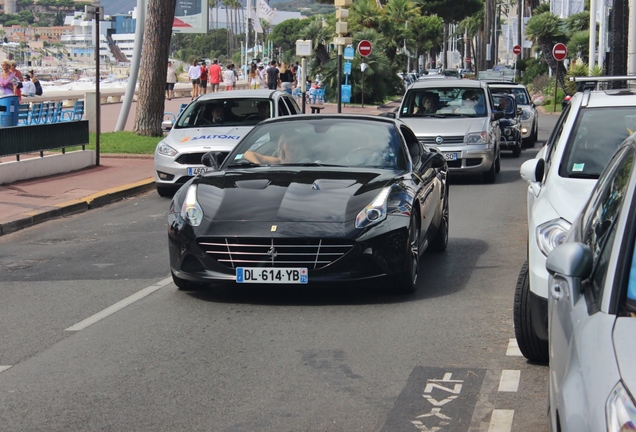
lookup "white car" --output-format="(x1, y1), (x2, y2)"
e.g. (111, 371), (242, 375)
(154, 90), (301, 197)
(515, 76), (636, 362)
(546, 133), (636, 432)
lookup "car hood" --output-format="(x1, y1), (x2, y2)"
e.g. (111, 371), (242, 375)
(544, 177), (597, 223)
(613, 317), (636, 393)
(192, 169), (395, 223)
(399, 117), (489, 136)
(165, 126), (253, 152)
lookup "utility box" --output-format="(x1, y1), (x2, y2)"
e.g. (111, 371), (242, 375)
(0, 95), (19, 127)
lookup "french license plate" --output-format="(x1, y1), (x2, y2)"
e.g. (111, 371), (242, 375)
(443, 152), (458, 161)
(236, 267), (308, 284)
(188, 167), (208, 176)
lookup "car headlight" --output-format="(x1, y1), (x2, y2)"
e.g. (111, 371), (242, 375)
(466, 131), (487, 145)
(521, 108), (533, 121)
(157, 142), (178, 157)
(536, 218), (571, 256)
(355, 187), (390, 229)
(606, 382), (636, 432)
(504, 127), (512, 136)
(180, 184), (203, 226)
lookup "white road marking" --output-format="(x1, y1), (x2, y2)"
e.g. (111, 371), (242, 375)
(488, 409), (514, 432)
(498, 370), (521, 392)
(65, 277), (172, 332)
(0, 365), (12, 374)
(506, 338), (523, 356)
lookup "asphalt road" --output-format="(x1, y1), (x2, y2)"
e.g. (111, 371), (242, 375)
(0, 113), (560, 432)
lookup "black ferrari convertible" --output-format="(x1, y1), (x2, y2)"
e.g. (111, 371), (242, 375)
(168, 115), (449, 294)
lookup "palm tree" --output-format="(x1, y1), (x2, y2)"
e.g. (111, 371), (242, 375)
(349, 0), (383, 31)
(525, 12), (567, 91)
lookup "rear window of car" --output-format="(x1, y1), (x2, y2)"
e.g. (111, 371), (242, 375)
(559, 107), (636, 178)
(176, 98), (272, 128)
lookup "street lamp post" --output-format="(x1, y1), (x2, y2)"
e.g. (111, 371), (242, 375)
(334, 0), (352, 114)
(86, 0), (104, 166)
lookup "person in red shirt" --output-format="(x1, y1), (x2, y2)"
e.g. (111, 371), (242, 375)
(199, 62), (208, 95)
(208, 59), (222, 93)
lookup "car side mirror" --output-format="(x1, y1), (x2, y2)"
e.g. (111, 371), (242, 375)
(427, 152), (446, 169)
(492, 111), (504, 121)
(520, 158), (545, 183)
(201, 151), (224, 169)
(546, 242), (593, 279)
(162, 120), (174, 131)
(379, 111), (396, 119)
(533, 99), (543, 106)
(516, 108), (523, 116)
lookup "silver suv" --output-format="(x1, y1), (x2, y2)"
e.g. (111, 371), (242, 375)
(396, 80), (504, 183)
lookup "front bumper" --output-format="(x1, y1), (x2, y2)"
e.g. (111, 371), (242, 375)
(430, 144), (495, 173)
(154, 152), (212, 188)
(168, 218), (413, 286)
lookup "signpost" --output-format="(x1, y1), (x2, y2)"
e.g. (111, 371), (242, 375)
(512, 45), (522, 55)
(357, 40), (372, 57)
(358, 40), (372, 107)
(296, 40), (313, 114)
(552, 43), (568, 112)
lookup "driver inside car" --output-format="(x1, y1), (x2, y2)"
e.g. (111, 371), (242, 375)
(242, 131), (305, 164)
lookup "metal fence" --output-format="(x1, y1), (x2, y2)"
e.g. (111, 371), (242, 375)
(0, 120), (89, 161)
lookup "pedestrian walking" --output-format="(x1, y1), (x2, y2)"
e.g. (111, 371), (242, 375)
(166, 60), (177, 100)
(208, 58), (222, 92)
(199, 61), (208, 95)
(266, 60), (279, 90)
(223, 64), (236, 91)
(248, 63), (262, 89)
(258, 63), (266, 89)
(279, 62), (294, 94)
(187, 59), (201, 99)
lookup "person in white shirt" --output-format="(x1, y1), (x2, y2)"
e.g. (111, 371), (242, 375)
(187, 59), (201, 99)
(222, 64), (236, 90)
(22, 74), (36, 97)
(258, 64), (266, 89)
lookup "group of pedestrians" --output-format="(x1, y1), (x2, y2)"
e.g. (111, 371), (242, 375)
(1, 59), (43, 101)
(166, 58), (308, 99)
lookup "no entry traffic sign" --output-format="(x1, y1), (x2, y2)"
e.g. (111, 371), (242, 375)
(513, 45), (521, 55)
(358, 40), (372, 57)
(553, 43), (567, 61)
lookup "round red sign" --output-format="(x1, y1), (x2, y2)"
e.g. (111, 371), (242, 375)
(358, 40), (372, 57)
(513, 45), (521, 55)
(553, 43), (567, 61)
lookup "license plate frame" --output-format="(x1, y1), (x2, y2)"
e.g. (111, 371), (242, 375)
(443, 152), (458, 161)
(236, 267), (309, 284)
(187, 167), (208, 176)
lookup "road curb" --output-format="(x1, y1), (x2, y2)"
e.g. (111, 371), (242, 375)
(0, 178), (156, 237)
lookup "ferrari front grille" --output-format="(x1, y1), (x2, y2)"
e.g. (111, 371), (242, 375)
(197, 237), (354, 269)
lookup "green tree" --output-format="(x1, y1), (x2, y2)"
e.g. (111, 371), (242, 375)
(525, 12), (567, 91)
(269, 18), (306, 56)
(134, 0), (177, 136)
(348, 0), (383, 31)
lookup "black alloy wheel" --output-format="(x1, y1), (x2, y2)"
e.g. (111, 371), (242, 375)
(429, 189), (449, 252)
(396, 212), (421, 294)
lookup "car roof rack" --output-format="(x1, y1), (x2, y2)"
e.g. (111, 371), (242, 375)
(571, 75), (636, 92)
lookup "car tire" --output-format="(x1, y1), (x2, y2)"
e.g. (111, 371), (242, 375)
(483, 162), (496, 183)
(513, 261), (549, 363)
(157, 186), (175, 198)
(396, 212), (420, 294)
(429, 191), (449, 253)
(512, 143), (521, 157)
(495, 149), (501, 173)
(172, 271), (207, 291)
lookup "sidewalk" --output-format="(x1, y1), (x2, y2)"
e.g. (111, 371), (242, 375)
(0, 97), (401, 236)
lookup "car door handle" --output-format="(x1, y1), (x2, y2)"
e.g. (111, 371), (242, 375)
(550, 283), (562, 300)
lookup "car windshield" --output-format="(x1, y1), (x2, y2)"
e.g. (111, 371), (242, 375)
(226, 118), (407, 169)
(491, 87), (530, 105)
(560, 107), (636, 178)
(175, 98), (272, 128)
(401, 87), (488, 117)
(493, 95), (516, 115)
